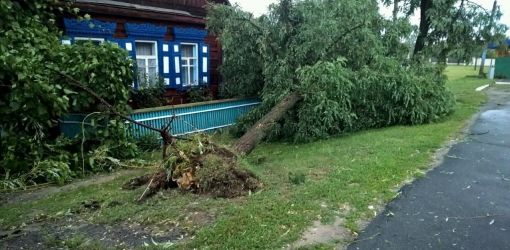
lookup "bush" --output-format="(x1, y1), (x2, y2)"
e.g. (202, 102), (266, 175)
(186, 86), (214, 103)
(136, 133), (161, 152)
(129, 81), (166, 109)
(0, 0), (138, 188)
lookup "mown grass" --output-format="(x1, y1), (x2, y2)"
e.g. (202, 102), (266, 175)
(0, 66), (489, 249)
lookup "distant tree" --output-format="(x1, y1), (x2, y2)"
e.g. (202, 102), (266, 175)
(406, 0), (507, 63)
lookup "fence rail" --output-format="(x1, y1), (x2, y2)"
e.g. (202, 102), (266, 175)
(59, 98), (260, 139)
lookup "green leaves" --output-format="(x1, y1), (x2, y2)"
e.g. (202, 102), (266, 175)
(0, 0), (137, 186)
(209, 0), (455, 143)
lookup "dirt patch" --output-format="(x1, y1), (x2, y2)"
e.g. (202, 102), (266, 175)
(0, 169), (144, 205)
(125, 136), (262, 202)
(1, 218), (185, 249)
(292, 217), (354, 249)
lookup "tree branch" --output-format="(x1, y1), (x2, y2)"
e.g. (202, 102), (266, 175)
(321, 22), (365, 60)
(465, 0), (490, 15)
(234, 16), (281, 58)
(46, 66), (184, 160)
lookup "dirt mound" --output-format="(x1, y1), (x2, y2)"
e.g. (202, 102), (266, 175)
(123, 135), (262, 201)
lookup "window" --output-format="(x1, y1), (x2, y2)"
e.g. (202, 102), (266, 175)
(74, 37), (104, 46)
(181, 43), (198, 86)
(135, 41), (158, 88)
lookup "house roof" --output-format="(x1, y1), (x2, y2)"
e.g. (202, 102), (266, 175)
(488, 39), (510, 49)
(76, 0), (196, 17)
(75, 0), (230, 20)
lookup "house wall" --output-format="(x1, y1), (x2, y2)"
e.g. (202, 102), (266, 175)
(61, 0), (226, 104)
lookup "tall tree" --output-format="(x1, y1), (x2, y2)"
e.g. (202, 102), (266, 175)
(409, 0), (507, 63)
(209, 0), (454, 154)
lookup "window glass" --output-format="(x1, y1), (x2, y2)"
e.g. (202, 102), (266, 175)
(135, 42), (154, 56)
(148, 59), (157, 67)
(135, 42), (158, 88)
(182, 67), (189, 85)
(181, 45), (194, 57)
(180, 44), (198, 86)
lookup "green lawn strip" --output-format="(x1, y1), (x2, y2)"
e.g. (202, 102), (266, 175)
(0, 66), (487, 249)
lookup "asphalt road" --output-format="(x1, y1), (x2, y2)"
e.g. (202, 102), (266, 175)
(349, 88), (510, 250)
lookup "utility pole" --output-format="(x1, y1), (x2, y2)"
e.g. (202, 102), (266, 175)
(479, 0), (497, 77)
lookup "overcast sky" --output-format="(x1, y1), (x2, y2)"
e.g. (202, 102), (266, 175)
(230, 0), (510, 36)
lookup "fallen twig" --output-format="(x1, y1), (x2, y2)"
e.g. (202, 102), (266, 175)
(445, 214), (504, 220)
(138, 173), (156, 202)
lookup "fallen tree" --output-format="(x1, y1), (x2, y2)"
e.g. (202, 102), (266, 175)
(233, 92), (301, 154)
(209, 0), (455, 150)
(57, 71), (261, 202)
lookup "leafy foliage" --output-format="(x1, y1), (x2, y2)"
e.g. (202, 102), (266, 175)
(186, 86), (214, 103)
(0, 0), (137, 188)
(129, 81), (166, 109)
(136, 133), (161, 152)
(208, 0), (455, 142)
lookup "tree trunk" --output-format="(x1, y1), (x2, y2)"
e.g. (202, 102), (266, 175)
(413, 0), (433, 58)
(474, 57), (478, 70)
(392, 0), (399, 21)
(233, 92), (301, 155)
(438, 49), (448, 66)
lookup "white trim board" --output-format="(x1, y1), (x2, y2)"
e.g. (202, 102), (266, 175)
(495, 81), (510, 85)
(476, 84), (490, 92)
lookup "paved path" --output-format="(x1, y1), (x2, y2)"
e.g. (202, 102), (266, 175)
(349, 88), (510, 250)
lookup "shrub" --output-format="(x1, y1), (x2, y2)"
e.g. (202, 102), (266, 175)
(186, 86), (214, 103)
(129, 81), (166, 109)
(0, 0), (138, 188)
(136, 133), (161, 152)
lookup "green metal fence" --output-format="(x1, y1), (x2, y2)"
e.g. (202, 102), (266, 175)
(495, 57), (510, 79)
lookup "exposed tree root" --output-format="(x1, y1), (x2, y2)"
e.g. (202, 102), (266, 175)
(123, 135), (262, 202)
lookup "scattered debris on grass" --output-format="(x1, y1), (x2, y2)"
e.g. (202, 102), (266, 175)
(81, 200), (101, 211)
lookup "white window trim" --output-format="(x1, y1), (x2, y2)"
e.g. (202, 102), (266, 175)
(180, 43), (199, 86)
(135, 40), (159, 88)
(74, 37), (105, 43)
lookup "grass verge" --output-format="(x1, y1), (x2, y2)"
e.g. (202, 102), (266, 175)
(0, 66), (488, 249)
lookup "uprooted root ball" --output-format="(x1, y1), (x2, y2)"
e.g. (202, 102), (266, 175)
(123, 135), (262, 201)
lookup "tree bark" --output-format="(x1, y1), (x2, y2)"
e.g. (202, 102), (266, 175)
(413, 0), (433, 58)
(392, 0), (399, 21)
(233, 92), (301, 155)
(438, 49), (449, 65)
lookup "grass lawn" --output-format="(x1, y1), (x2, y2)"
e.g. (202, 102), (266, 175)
(0, 66), (490, 249)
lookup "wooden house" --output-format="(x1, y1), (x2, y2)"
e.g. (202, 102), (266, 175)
(61, 0), (229, 104)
